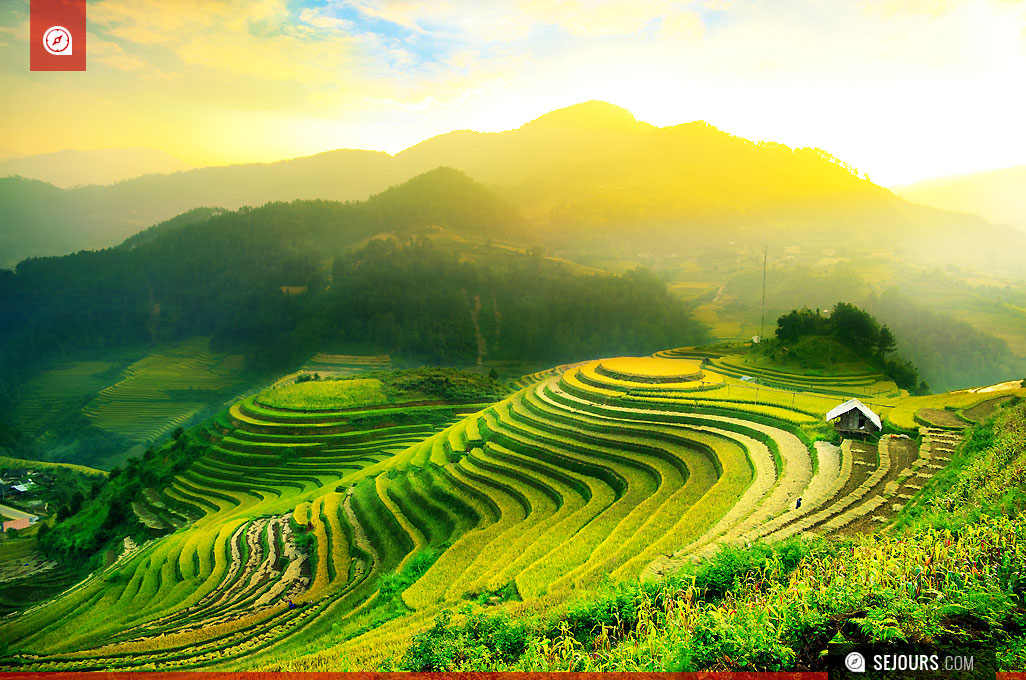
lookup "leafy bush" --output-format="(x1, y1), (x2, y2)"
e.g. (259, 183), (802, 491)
(692, 536), (828, 600)
(395, 610), (532, 671)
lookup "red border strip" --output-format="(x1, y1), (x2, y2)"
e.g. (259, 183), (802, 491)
(0, 672), (1019, 678)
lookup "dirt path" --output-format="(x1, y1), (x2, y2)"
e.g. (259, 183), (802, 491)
(0, 503), (35, 521)
(470, 293), (486, 366)
(841, 435), (920, 535)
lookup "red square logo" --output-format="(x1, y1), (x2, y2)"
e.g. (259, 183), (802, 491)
(30, 0), (86, 71)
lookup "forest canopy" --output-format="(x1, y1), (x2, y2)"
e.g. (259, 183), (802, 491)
(213, 238), (708, 370)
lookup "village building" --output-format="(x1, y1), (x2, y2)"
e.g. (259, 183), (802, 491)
(825, 398), (882, 438)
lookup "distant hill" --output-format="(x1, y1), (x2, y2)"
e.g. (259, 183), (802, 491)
(0, 150), (398, 268)
(1, 168), (705, 386)
(892, 165), (1026, 232)
(3, 102), (1024, 275)
(0, 148), (188, 188)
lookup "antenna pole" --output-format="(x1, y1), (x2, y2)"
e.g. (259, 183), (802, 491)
(760, 246), (767, 343)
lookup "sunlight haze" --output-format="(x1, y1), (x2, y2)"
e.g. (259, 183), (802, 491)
(1, 0), (1024, 185)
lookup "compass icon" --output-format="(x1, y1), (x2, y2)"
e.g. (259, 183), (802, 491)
(43, 26), (73, 55)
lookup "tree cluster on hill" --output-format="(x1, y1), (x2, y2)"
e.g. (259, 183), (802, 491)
(37, 428), (202, 566)
(775, 302), (927, 393)
(723, 264), (1024, 392)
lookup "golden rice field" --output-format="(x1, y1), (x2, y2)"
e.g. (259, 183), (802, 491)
(1, 352), (1020, 671)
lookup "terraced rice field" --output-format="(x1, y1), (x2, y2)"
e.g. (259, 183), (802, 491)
(884, 385), (1026, 430)
(82, 338), (247, 442)
(705, 356), (899, 398)
(2, 354), (1021, 671)
(507, 360), (590, 390)
(301, 354), (392, 377)
(0, 536), (81, 618)
(13, 361), (119, 436)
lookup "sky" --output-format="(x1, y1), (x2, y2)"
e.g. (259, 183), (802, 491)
(1, 0), (1024, 186)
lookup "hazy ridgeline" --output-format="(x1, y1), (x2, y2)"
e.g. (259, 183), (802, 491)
(4, 102), (1024, 273)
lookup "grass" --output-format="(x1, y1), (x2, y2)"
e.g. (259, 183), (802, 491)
(257, 379), (388, 411)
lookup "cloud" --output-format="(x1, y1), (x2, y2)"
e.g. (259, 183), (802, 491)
(89, 37), (148, 71)
(657, 11), (705, 40)
(336, 0), (698, 42)
(88, 0), (364, 83)
(299, 7), (354, 30)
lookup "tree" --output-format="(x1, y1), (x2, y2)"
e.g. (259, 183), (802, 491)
(877, 325), (897, 357)
(775, 307), (827, 343)
(830, 302), (879, 352)
(775, 310), (803, 343)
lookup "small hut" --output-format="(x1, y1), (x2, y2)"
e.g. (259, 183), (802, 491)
(826, 398), (882, 438)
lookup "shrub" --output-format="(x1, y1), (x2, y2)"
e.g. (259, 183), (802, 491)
(396, 610), (532, 671)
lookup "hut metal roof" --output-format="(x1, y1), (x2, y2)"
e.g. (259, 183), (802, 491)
(825, 398), (882, 430)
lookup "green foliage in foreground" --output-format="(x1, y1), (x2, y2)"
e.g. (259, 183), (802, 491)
(385, 401), (1026, 671)
(892, 403), (1025, 533)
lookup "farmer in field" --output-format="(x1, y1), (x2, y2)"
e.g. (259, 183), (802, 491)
(795, 497), (802, 509)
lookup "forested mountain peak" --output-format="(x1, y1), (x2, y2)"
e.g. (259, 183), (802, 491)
(361, 166), (522, 237)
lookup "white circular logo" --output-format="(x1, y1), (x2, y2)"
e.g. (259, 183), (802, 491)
(845, 651), (867, 673)
(43, 26), (73, 56)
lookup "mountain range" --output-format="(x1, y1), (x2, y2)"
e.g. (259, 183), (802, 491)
(2, 101), (1024, 276)
(892, 164), (1026, 232)
(0, 148), (188, 189)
